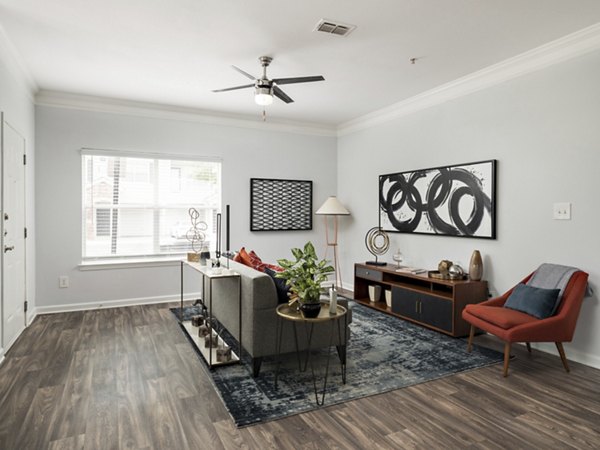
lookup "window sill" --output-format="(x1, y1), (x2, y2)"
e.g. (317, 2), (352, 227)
(79, 257), (184, 271)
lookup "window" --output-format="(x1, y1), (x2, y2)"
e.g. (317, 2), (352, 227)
(82, 151), (221, 261)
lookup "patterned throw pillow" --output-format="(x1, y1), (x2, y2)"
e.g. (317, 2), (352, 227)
(235, 247), (284, 272)
(248, 250), (267, 271)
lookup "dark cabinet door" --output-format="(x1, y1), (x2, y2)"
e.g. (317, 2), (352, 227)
(392, 286), (453, 333)
(391, 286), (419, 321)
(420, 293), (453, 332)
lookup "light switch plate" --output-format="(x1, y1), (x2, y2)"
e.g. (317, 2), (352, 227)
(553, 202), (571, 220)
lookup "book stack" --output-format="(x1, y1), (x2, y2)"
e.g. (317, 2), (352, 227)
(396, 267), (427, 274)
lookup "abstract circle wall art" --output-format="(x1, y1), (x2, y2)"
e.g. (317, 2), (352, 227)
(379, 160), (496, 239)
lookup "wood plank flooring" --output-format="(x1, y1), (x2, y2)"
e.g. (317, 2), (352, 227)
(1, 302), (599, 449)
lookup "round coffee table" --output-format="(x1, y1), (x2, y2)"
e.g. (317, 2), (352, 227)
(274, 301), (348, 405)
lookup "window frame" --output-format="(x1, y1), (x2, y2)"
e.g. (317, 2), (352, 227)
(80, 148), (222, 267)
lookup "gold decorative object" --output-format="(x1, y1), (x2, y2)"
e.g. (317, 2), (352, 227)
(438, 260), (453, 275)
(187, 252), (200, 262)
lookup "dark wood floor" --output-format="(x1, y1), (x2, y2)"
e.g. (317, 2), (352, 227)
(1, 303), (599, 450)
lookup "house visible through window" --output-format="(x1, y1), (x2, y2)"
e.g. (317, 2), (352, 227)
(82, 151), (221, 261)
(96, 208), (110, 236)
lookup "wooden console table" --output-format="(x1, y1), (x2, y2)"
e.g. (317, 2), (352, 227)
(354, 263), (488, 337)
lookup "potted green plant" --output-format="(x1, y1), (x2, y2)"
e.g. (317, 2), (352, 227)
(276, 242), (335, 318)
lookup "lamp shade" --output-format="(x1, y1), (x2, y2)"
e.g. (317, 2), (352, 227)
(315, 196), (350, 215)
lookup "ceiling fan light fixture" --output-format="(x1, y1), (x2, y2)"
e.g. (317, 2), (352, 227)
(254, 87), (273, 106)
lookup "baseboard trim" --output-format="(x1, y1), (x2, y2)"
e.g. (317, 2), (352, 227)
(35, 292), (202, 315)
(0, 350), (5, 366)
(530, 342), (600, 370)
(26, 309), (38, 326)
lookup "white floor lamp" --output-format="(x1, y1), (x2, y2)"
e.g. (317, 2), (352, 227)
(315, 196), (350, 291)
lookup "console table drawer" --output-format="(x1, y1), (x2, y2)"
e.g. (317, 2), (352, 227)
(355, 266), (383, 282)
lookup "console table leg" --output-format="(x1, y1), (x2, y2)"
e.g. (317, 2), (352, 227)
(180, 261), (184, 322)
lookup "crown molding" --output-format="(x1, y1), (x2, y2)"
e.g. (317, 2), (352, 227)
(0, 23), (38, 100)
(338, 22), (600, 136)
(35, 90), (337, 137)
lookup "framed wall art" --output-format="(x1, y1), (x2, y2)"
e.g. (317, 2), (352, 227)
(250, 178), (313, 231)
(379, 160), (497, 239)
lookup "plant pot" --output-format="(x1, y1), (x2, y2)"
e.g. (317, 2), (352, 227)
(300, 302), (322, 318)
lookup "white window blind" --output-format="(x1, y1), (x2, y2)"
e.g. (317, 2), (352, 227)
(82, 152), (221, 261)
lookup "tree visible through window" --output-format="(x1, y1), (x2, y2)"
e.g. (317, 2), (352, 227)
(82, 152), (221, 260)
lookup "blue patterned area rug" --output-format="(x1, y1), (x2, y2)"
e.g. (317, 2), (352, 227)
(171, 301), (502, 427)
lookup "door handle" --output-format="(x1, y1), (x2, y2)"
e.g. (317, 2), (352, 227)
(4, 245), (14, 253)
(3, 213), (8, 220)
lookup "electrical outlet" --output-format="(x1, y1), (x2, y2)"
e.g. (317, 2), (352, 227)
(553, 202), (571, 220)
(59, 276), (69, 288)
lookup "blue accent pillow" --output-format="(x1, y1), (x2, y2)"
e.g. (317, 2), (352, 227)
(504, 283), (561, 319)
(265, 267), (290, 304)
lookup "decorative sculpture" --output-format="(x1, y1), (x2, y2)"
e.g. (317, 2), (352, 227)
(186, 208), (208, 262)
(365, 227), (390, 266)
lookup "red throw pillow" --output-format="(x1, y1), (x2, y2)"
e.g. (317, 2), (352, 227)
(233, 250), (243, 263)
(248, 250), (267, 272)
(236, 248), (282, 273)
(264, 263), (284, 272)
(238, 247), (254, 267)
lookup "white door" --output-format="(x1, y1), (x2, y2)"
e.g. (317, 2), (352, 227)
(1, 114), (27, 351)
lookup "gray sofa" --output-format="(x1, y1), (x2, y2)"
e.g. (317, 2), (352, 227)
(209, 259), (352, 376)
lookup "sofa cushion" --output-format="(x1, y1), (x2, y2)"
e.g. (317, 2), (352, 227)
(264, 267), (290, 303)
(504, 283), (560, 319)
(465, 304), (539, 330)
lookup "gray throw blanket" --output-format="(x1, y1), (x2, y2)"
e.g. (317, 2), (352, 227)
(527, 263), (592, 313)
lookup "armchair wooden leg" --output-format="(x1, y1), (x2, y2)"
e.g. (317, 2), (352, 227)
(467, 325), (475, 353)
(526, 342), (532, 353)
(556, 342), (570, 373)
(503, 342), (511, 377)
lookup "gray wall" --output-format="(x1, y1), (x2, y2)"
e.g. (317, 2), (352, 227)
(35, 106), (337, 309)
(337, 49), (600, 367)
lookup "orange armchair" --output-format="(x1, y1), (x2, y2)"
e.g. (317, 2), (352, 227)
(462, 270), (589, 377)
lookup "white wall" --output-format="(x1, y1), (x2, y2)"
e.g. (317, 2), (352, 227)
(35, 106), (336, 309)
(338, 49), (600, 367)
(0, 33), (36, 354)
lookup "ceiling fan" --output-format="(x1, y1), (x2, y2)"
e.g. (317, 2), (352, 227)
(212, 56), (325, 106)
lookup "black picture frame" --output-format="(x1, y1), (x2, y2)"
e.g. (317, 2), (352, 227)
(250, 178), (313, 231)
(379, 159), (497, 239)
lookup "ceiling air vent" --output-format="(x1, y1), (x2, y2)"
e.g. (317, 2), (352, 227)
(315, 19), (356, 37)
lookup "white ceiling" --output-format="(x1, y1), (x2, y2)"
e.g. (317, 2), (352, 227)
(2, 0), (600, 126)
